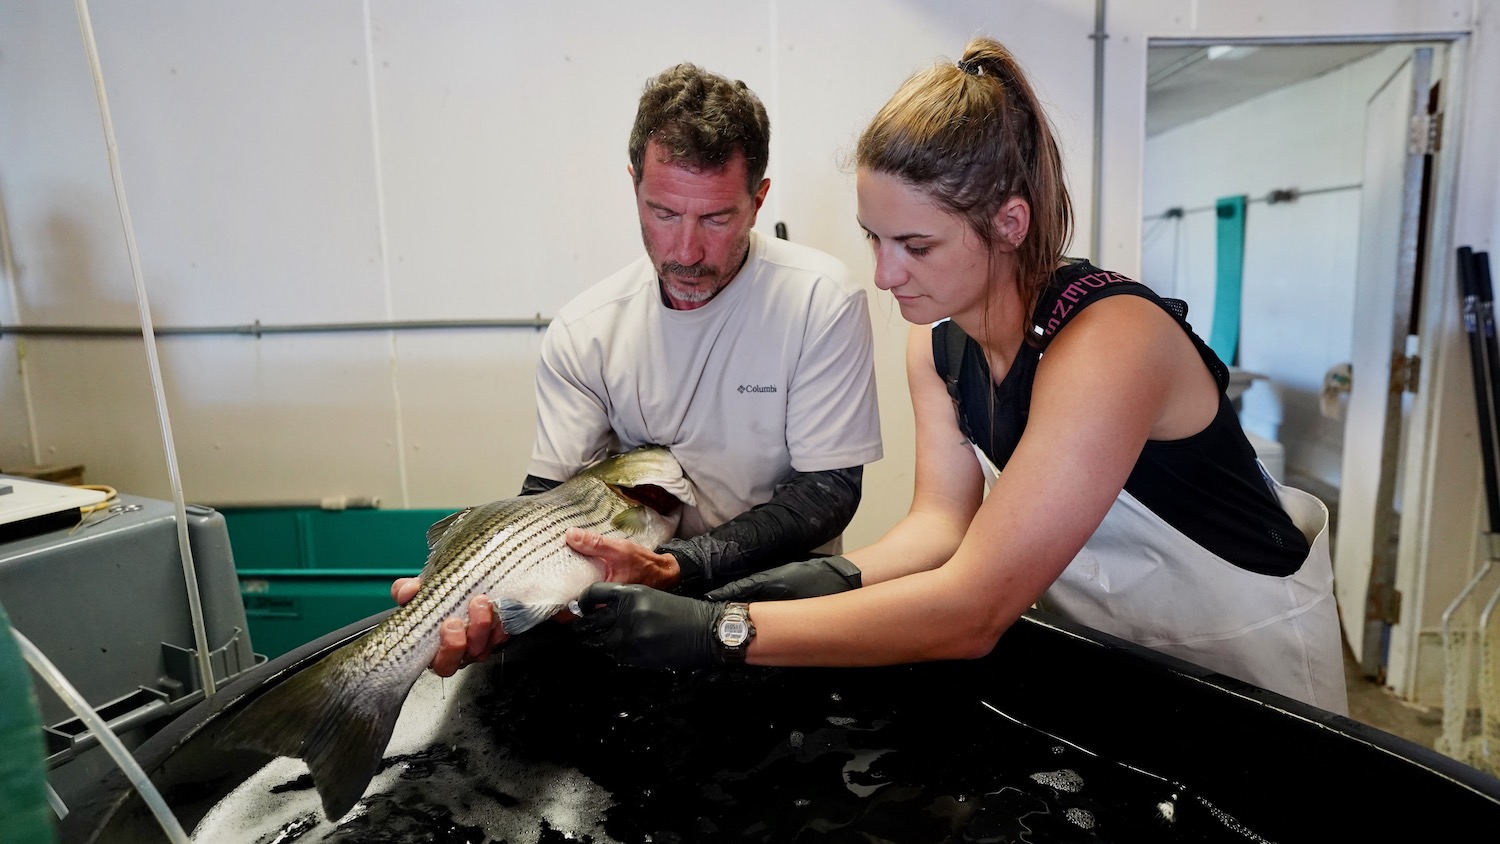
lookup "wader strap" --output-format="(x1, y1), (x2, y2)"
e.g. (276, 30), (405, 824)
(932, 322), (974, 441)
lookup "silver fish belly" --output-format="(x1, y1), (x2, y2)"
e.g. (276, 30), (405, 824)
(217, 446), (688, 821)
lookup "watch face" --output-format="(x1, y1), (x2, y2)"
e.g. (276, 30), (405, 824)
(719, 618), (750, 648)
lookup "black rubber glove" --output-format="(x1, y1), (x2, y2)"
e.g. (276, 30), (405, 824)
(704, 555), (862, 603)
(573, 582), (724, 671)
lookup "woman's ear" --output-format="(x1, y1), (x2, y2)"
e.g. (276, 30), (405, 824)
(993, 196), (1031, 251)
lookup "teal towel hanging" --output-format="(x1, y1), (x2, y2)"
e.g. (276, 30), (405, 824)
(1211, 195), (1247, 366)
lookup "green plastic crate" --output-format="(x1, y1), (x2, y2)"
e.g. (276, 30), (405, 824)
(222, 508), (456, 571)
(236, 568), (416, 660)
(223, 508), (456, 659)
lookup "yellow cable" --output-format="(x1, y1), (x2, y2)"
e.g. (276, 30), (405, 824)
(66, 485), (120, 535)
(76, 484), (118, 514)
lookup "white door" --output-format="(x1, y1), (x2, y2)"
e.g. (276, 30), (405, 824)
(1335, 48), (1433, 677)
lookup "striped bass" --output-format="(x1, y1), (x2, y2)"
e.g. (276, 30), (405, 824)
(217, 445), (694, 821)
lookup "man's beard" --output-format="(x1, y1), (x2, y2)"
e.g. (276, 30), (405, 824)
(651, 236), (751, 306)
(659, 262), (726, 304)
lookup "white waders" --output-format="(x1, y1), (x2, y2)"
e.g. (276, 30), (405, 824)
(978, 446), (1349, 715)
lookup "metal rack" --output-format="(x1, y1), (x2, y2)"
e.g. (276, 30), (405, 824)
(1439, 246), (1500, 773)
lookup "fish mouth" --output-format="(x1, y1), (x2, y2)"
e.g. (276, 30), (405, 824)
(613, 483), (683, 516)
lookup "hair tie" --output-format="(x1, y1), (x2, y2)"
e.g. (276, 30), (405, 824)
(957, 58), (983, 77)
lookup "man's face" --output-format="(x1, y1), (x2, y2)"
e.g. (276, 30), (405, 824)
(632, 141), (769, 310)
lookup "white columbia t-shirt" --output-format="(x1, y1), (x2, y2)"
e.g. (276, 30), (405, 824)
(528, 230), (883, 544)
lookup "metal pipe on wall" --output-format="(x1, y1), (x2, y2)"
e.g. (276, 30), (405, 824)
(0, 317), (550, 339)
(1141, 183), (1363, 221)
(1089, 0), (1106, 263)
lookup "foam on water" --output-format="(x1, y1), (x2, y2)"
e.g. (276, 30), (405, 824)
(1029, 768), (1085, 793)
(1064, 806), (1096, 829)
(192, 666), (620, 843)
(184, 629), (1279, 843)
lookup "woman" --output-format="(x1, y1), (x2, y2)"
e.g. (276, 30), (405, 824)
(573, 36), (1348, 715)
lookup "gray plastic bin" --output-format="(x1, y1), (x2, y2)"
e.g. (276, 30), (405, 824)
(0, 486), (261, 812)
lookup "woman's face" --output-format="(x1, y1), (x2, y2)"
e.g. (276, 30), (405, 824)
(855, 168), (995, 327)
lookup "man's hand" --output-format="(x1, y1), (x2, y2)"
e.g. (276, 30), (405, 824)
(572, 582), (722, 670)
(390, 577), (510, 677)
(565, 527), (682, 589)
(704, 556), (862, 603)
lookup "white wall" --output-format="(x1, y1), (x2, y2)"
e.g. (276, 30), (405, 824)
(0, 0), (1095, 547)
(1141, 46), (1413, 491)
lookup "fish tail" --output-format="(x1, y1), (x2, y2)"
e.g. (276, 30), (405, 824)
(217, 637), (416, 820)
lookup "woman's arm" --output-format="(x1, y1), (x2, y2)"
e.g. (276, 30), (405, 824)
(842, 325), (987, 585)
(744, 297), (1214, 666)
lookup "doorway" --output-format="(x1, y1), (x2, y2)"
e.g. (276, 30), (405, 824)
(1140, 39), (1450, 688)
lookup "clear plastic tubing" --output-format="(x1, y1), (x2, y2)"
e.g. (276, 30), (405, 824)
(13, 629), (190, 844)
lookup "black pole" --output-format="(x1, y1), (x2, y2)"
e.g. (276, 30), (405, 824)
(1458, 246), (1500, 533)
(1472, 249), (1500, 480)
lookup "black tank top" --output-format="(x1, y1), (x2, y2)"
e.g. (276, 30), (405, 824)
(931, 259), (1309, 576)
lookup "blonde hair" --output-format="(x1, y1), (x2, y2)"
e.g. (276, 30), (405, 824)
(857, 37), (1073, 334)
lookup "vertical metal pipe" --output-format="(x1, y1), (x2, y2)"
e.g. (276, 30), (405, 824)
(1090, 0), (1107, 263)
(0, 188), (41, 465)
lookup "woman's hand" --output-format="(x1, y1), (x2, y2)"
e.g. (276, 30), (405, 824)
(572, 583), (722, 670)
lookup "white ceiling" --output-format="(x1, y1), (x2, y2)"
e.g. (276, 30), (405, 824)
(1145, 43), (1388, 137)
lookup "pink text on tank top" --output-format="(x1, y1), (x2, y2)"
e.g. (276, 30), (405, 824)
(1040, 269), (1136, 337)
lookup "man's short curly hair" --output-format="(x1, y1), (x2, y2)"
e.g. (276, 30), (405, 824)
(628, 63), (770, 194)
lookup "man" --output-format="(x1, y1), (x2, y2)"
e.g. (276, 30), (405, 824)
(394, 62), (882, 675)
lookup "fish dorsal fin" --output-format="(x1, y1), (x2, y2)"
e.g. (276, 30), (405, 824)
(419, 507), (478, 582)
(425, 508), (470, 551)
(495, 599), (565, 636)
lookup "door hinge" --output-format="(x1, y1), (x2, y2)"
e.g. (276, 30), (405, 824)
(1368, 582), (1403, 625)
(1391, 352), (1420, 393)
(1410, 111), (1442, 155)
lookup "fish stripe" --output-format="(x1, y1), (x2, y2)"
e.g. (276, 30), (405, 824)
(363, 480), (636, 665)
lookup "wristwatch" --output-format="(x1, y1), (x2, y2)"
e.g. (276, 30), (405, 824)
(713, 602), (756, 662)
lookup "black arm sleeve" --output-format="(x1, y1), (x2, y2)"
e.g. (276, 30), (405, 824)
(658, 466), (863, 596)
(519, 474), (563, 496)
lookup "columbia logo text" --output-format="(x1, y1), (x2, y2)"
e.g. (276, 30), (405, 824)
(737, 384), (779, 394)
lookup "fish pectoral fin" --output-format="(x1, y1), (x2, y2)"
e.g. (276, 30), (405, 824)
(610, 505), (656, 534)
(495, 599), (566, 636)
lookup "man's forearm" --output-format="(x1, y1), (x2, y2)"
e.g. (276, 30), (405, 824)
(660, 466), (863, 595)
(520, 474), (563, 496)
